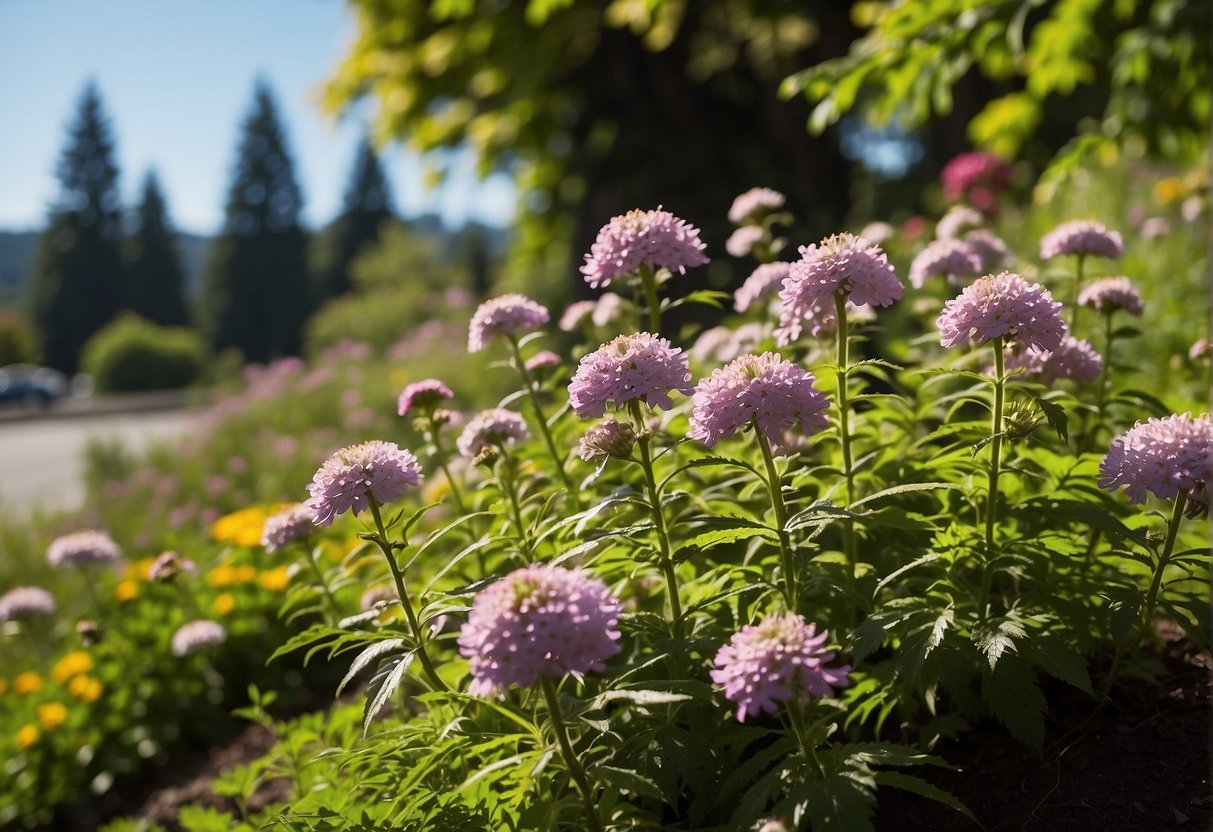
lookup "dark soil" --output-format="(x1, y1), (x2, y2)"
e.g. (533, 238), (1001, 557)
(876, 624), (1211, 831)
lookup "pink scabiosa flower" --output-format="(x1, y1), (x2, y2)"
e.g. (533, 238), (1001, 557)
(963, 229), (1011, 272)
(456, 408), (530, 459)
(171, 620), (227, 657)
(578, 419), (637, 461)
(909, 239), (982, 288)
(935, 205), (984, 240)
(937, 272), (1065, 351)
(467, 294), (550, 353)
(1100, 413), (1213, 504)
(568, 332), (693, 418)
(728, 187), (786, 224)
(776, 233), (902, 344)
(524, 351), (562, 377)
(726, 225), (766, 258)
(47, 531), (121, 569)
(1190, 338), (1210, 363)
(148, 551), (195, 583)
(261, 503), (317, 553)
(710, 614), (850, 723)
(688, 353), (831, 453)
(580, 207), (709, 289)
(1077, 276), (1145, 317)
(734, 262), (791, 313)
(458, 564), (623, 696)
(1040, 220), (1124, 260)
(396, 379), (454, 417)
(0, 587), (57, 621)
(307, 441), (423, 527)
(1006, 336), (1103, 385)
(559, 300), (596, 332)
(857, 221), (895, 246)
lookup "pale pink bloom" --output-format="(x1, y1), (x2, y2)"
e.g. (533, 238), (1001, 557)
(568, 332), (693, 418)
(726, 225), (765, 258)
(0, 587), (57, 621)
(307, 441), (423, 526)
(172, 620), (227, 657)
(734, 262), (791, 313)
(581, 207), (709, 288)
(456, 408), (530, 459)
(1100, 413), (1213, 503)
(1005, 336), (1102, 385)
(937, 272), (1065, 351)
(1077, 276), (1145, 317)
(728, 187), (786, 224)
(935, 205), (984, 240)
(47, 531), (121, 569)
(397, 379), (454, 417)
(909, 239), (982, 288)
(467, 294), (550, 353)
(1040, 220), (1124, 260)
(262, 503), (317, 553)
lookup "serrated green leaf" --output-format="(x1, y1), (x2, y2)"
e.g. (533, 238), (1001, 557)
(972, 615), (1027, 670)
(1027, 638), (1093, 695)
(873, 770), (974, 820)
(337, 638), (406, 697)
(982, 656), (1046, 751)
(595, 765), (669, 803)
(363, 651), (416, 734)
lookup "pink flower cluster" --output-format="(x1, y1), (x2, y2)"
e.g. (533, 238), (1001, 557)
(909, 239), (982, 288)
(734, 262), (791, 313)
(0, 586), (57, 621)
(1077, 276), (1145, 317)
(710, 614), (850, 722)
(777, 233), (902, 344)
(458, 565), (623, 696)
(568, 332), (693, 418)
(172, 620), (227, 657)
(581, 208), (709, 289)
(262, 502), (317, 553)
(1100, 413), (1213, 504)
(396, 379), (454, 417)
(964, 229), (1010, 272)
(728, 187), (786, 224)
(1040, 220), (1124, 260)
(726, 225), (766, 258)
(307, 441), (423, 526)
(940, 151), (1011, 214)
(937, 272), (1065, 351)
(456, 408), (530, 458)
(688, 353), (831, 453)
(1005, 336), (1103, 386)
(467, 294), (550, 353)
(47, 530), (121, 569)
(935, 205), (984, 240)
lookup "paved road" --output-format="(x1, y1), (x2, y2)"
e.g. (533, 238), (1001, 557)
(0, 409), (194, 513)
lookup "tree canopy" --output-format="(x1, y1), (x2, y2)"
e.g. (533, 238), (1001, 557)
(125, 171), (190, 327)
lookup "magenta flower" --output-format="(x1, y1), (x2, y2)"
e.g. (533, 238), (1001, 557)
(580, 207), (709, 289)
(710, 614), (850, 723)
(171, 620), (227, 657)
(307, 441), (423, 526)
(458, 565), (623, 696)
(734, 262), (791, 313)
(1100, 413), (1213, 504)
(1077, 276), (1145, 317)
(940, 151), (1011, 214)
(262, 503), (317, 553)
(467, 294), (550, 353)
(726, 225), (766, 258)
(963, 229), (1011, 272)
(47, 531), (121, 569)
(688, 353), (830, 453)
(1040, 220), (1124, 260)
(456, 408), (530, 459)
(568, 332), (693, 418)
(937, 271), (1065, 351)
(728, 187), (786, 224)
(397, 379), (454, 417)
(777, 233), (902, 343)
(0, 587), (57, 621)
(909, 239), (982, 288)
(578, 419), (637, 461)
(1005, 336), (1102, 385)
(935, 205), (984, 240)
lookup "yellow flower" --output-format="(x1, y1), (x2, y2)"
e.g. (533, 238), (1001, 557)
(213, 593), (235, 616)
(258, 566), (290, 592)
(68, 675), (103, 704)
(13, 672), (43, 696)
(16, 724), (38, 750)
(235, 565), (257, 584)
(211, 507), (268, 548)
(123, 557), (156, 581)
(36, 703), (68, 731)
(422, 476), (452, 504)
(52, 651), (94, 683)
(207, 564), (238, 588)
(1154, 177), (1182, 205)
(114, 579), (140, 603)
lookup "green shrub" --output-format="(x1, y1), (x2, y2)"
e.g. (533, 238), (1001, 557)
(81, 313), (207, 392)
(0, 311), (35, 365)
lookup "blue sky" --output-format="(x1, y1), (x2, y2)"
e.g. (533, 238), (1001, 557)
(0, 0), (515, 234)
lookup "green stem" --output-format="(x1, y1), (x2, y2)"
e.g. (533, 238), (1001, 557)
(540, 677), (604, 832)
(429, 422), (466, 514)
(833, 294), (857, 572)
(508, 337), (578, 505)
(979, 337), (1006, 620)
(630, 399), (683, 634)
(1070, 254), (1086, 330)
(785, 701), (826, 780)
(753, 415), (797, 609)
(640, 264), (662, 334)
(304, 544), (341, 623)
(1089, 311), (1115, 452)
(367, 500), (449, 692)
(497, 456), (535, 558)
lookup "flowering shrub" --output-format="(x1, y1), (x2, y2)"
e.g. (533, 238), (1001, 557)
(3, 174), (1208, 830)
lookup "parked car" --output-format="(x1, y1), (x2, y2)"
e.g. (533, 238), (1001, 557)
(0, 364), (68, 409)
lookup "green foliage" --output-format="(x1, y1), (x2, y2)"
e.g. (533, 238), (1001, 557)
(313, 137), (395, 302)
(28, 83), (125, 373)
(201, 82), (311, 362)
(0, 311), (36, 365)
(124, 171), (190, 327)
(783, 0), (1210, 169)
(80, 313), (206, 392)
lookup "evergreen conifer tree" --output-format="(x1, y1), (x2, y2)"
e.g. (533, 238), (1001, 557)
(202, 81), (310, 361)
(125, 171), (190, 326)
(29, 83), (124, 372)
(315, 136), (394, 300)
